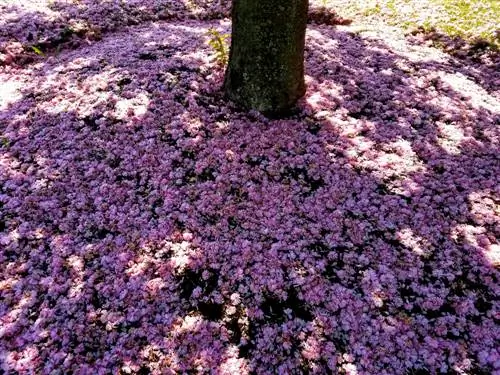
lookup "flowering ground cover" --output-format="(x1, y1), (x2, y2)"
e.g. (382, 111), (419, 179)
(1, 1), (499, 374)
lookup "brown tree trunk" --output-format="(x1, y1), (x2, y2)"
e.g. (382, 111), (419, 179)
(224, 0), (308, 115)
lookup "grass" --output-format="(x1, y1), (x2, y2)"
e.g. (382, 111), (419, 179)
(437, 0), (499, 44)
(325, 0), (499, 49)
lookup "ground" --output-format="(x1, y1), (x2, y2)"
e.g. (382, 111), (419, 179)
(0, 1), (499, 374)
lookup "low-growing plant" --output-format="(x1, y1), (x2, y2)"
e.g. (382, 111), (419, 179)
(30, 45), (45, 56)
(206, 28), (230, 65)
(362, 3), (381, 16)
(1, 136), (9, 148)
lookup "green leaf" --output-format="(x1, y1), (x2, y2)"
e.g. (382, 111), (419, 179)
(30, 45), (45, 56)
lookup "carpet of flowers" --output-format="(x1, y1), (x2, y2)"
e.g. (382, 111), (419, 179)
(0, 1), (499, 374)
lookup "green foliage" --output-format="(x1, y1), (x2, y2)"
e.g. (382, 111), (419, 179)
(206, 28), (230, 65)
(30, 45), (45, 56)
(330, 0), (499, 49)
(437, 0), (499, 45)
(362, 3), (381, 16)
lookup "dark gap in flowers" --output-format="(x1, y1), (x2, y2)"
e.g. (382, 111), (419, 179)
(432, 165), (446, 175)
(117, 77), (132, 87)
(450, 266), (496, 301)
(316, 358), (336, 375)
(227, 216), (238, 230)
(197, 167), (217, 182)
(260, 289), (313, 323)
(86, 226), (116, 240)
(331, 330), (349, 355)
(121, 319), (142, 331)
(89, 149), (107, 162)
(213, 111), (230, 122)
(245, 155), (269, 167)
(474, 296), (492, 314)
(150, 198), (164, 220)
(182, 168), (197, 185)
(348, 111), (363, 119)
(467, 364), (493, 375)
(375, 183), (390, 195)
(177, 268), (218, 301)
(115, 173), (135, 183)
(226, 308), (244, 345)
(299, 360), (313, 374)
(136, 365), (151, 375)
(181, 149), (196, 160)
(197, 301), (224, 321)
(307, 241), (330, 254)
(137, 52), (157, 61)
(165, 65), (200, 74)
(173, 92), (188, 106)
(279, 166), (325, 195)
(322, 262), (341, 283)
(306, 121), (322, 135)
(82, 115), (99, 131)
(238, 320), (256, 359)
(369, 229), (405, 250)
(195, 92), (220, 107)
(418, 303), (456, 321)
(90, 288), (103, 309)
(158, 130), (176, 145)
(108, 156), (122, 169)
(405, 368), (431, 375)
(199, 213), (219, 226)
(227, 186), (249, 202)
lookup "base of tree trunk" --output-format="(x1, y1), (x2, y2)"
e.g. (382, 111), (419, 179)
(224, 0), (308, 115)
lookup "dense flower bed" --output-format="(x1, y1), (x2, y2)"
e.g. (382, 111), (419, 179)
(0, 0), (230, 65)
(1, 2), (499, 374)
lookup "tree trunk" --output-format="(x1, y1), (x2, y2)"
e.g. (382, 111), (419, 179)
(224, 0), (308, 115)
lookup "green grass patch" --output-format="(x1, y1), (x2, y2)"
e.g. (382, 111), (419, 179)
(328, 0), (499, 49)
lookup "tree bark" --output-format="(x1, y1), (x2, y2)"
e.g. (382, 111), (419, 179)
(224, 0), (308, 115)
